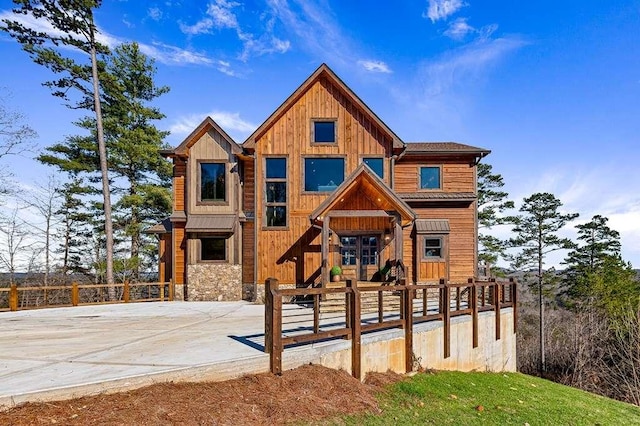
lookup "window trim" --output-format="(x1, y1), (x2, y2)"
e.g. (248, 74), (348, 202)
(198, 235), (228, 263)
(302, 155), (347, 194)
(422, 235), (446, 261)
(263, 155), (289, 230)
(361, 156), (385, 179)
(419, 165), (442, 191)
(196, 160), (229, 206)
(310, 118), (338, 145)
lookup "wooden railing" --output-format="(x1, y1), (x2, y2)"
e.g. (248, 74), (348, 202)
(265, 277), (516, 378)
(0, 280), (175, 312)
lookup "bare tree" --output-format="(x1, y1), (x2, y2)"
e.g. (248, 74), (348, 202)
(0, 207), (36, 285)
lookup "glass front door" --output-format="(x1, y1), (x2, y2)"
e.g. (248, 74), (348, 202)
(340, 235), (379, 281)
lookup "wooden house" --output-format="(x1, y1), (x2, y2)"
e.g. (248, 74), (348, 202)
(149, 64), (489, 301)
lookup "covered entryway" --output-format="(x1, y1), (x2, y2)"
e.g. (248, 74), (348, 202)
(309, 163), (416, 286)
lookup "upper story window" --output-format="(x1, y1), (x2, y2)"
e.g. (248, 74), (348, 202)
(265, 157), (287, 228)
(312, 120), (336, 143)
(200, 236), (226, 261)
(363, 158), (384, 179)
(420, 166), (441, 190)
(304, 158), (345, 192)
(200, 162), (226, 203)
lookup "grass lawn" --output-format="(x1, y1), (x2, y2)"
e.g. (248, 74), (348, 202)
(341, 371), (640, 425)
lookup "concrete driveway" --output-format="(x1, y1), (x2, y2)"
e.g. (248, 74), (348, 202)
(0, 302), (271, 408)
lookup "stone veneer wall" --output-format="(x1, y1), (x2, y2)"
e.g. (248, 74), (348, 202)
(187, 264), (242, 301)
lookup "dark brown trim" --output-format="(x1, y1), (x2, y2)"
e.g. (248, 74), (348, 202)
(417, 165), (443, 191)
(263, 155), (289, 229)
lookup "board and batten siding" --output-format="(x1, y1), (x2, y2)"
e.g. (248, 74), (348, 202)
(394, 160), (475, 193)
(254, 76), (394, 285)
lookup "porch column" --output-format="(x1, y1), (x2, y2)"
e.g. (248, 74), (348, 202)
(321, 217), (330, 286)
(394, 214), (403, 262)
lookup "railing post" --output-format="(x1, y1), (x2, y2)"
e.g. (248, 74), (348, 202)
(442, 279), (450, 359)
(492, 278), (501, 340)
(9, 284), (18, 312)
(511, 278), (518, 333)
(403, 279), (414, 373)
(345, 282), (352, 340)
(264, 278), (278, 354)
(123, 281), (130, 303)
(72, 282), (79, 306)
(313, 293), (320, 334)
(470, 278), (478, 348)
(346, 279), (361, 380)
(271, 292), (283, 375)
(160, 283), (165, 301)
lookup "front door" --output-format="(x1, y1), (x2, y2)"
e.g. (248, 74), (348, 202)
(340, 235), (379, 282)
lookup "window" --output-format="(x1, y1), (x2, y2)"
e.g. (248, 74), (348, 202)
(265, 158), (287, 227)
(420, 166), (441, 189)
(361, 236), (378, 265)
(424, 237), (443, 259)
(200, 162), (226, 202)
(201, 237), (226, 261)
(341, 237), (356, 266)
(304, 158), (344, 192)
(363, 158), (384, 178)
(312, 120), (336, 143)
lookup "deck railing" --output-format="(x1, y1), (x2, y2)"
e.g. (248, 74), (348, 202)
(0, 280), (175, 312)
(265, 277), (516, 378)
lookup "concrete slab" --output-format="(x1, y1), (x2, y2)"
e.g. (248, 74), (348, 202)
(0, 301), (273, 408)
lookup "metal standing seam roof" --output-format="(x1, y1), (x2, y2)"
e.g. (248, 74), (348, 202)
(403, 142), (490, 155)
(398, 192), (476, 201)
(145, 218), (172, 234)
(185, 215), (236, 232)
(415, 219), (450, 233)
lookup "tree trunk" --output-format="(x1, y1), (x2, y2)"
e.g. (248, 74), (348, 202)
(90, 39), (115, 299)
(538, 234), (545, 375)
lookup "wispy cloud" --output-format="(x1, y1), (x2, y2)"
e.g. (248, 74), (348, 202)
(0, 10), (215, 67)
(443, 17), (475, 40)
(358, 60), (392, 74)
(424, 0), (466, 23)
(179, 0), (239, 35)
(148, 7), (163, 21)
(169, 111), (256, 141)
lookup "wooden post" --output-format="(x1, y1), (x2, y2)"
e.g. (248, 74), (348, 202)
(321, 218), (330, 287)
(313, 293), (320, 334)
(271, 292), (283, 375)
(511, 278), (518, 333)
(422, 287), (427, 316)
(442, 280), (450, 359)
(264, 278), (278, 353)
(347, 279), (361, 380)
(470, 278), (478, 348)
(160, 283), (165, 301)
(9, 284), (18, 312)
(72, 282), (79, 306)
(492, 278), (501, 341)
(169, 279), (175, 301)
(124, 281), (130, 303)
(378, 290), (383, 323)
(403, 280), (414, 373)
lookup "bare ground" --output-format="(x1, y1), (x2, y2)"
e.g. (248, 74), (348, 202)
(0, 365), (404, 425)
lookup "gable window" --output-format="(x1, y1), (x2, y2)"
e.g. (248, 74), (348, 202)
(312, 120), (336, 143)
(304, 158), (344, 192)
(201, 237), (226, 261)
(420, 166), (441, 190)
(423, 237), (443, 259)
(200, 162), (226, 202)
(363, 158), (384, 179)
(265, 157), (287, 227)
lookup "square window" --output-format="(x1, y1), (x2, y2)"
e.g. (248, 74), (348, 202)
(266, 158), (286, 179)
(420, 166), (441, 189)
(313, 121), (336, 143)
(201, 237), (226, 261)
(424, 237), (443, 258)
(200, 163), (226, 201)
(363, 158), (384, 178)
(266, 206), (287, 227)
(304, 158), (344, 191)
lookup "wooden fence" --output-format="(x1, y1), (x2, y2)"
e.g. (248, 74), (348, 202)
(0, 281), (175, 312)
(265, 277), (517, 379)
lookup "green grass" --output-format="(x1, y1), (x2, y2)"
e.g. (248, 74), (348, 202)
(342, 371), (640, 425)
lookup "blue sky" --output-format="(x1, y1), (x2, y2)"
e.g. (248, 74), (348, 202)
(0, 0), (639, 268)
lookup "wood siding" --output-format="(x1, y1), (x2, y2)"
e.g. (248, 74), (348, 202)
(255, 77), (394, 284)
(173, 159), (186, 212)
(173, 223), (186, 284)
(242, 221), (255, 284)
(243, 158), (255, 213)
(394, 160), (475, 193)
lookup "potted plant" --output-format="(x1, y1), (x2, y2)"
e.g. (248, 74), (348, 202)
(330, 265), (342, 282)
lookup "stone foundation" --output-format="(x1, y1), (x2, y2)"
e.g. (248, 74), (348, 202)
(253, 282), (296, 303)
(187, 264), (242, 301)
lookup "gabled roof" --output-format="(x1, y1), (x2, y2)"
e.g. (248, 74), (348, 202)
(161, 116), (242, 157)
(310, 163), (416, 227)
(400, 142), (490, 158)
(243, 63), (404, 150)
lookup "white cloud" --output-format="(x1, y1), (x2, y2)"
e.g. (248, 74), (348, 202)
(358, 60), (392, 74)
(148, 7), (163, 21)
(424, 0), (466, 23)
(169, 111), (256, 141)
(444, 17), (475, 40)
